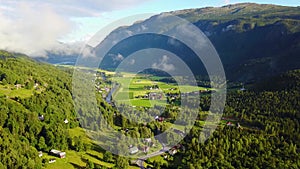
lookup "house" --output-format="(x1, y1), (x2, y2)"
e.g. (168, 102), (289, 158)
(49, 158), (56, 163)
(34, 83), (39, 89)
(143, 146), (150, 153)
(38, 115), (44, 121)
(226, 121), (235, 127)
(50, 149), (66, 158)
(169, 148), (177, 155)
(129, 146), (139, 154)
(14, 84), (22, 89)
(38, 151), (43, 157)
(157, 117), (164, 122)
(240, 87), (246, 91)
(64, 119), (69, 124)
(144, 138), (152, 143)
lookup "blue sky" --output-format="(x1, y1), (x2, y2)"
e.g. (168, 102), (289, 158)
(66, 0), (300, 42)
(0, 0), (299, 56)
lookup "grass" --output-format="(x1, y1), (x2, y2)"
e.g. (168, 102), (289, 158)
(43, 127), (117, 169)
(0, 84), (39, 98)
(109, 73), (210, 107)
(147, 155), (168, 167)
(43, 127), (111, 169)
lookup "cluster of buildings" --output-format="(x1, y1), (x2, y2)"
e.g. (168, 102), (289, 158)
(38, 149), (66, 164)
(129, 138), (154, 155)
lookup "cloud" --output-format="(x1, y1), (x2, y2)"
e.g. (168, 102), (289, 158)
(224, 0), (231, 5)
(0, 3), (72, 57)
(152, 55), (175, 72)
(115, 53), (124, 61)
(128, 59), (135, 65)
(0, 0), (152, 17)
(49, 42), (85, 56)
(109, 53), (124, 62)
(0, 0), (152, 57)
(167, 37), (181, 47)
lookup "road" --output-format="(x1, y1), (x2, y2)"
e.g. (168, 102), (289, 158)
(135, 145), (171, 168)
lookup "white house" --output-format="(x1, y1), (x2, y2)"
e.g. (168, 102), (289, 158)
(129, 146), (139, 154)
(50, 149), (66, 158)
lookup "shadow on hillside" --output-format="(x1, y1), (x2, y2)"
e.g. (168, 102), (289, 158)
(70, 162), (84, 169)
(86, 152), (102, 161)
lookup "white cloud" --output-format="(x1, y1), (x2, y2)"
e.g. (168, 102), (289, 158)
(129, 59), (135, 65)
(116, 53), (124, 61)
(167, 37), (180, 47)
(0, 3), (72, 57)
(152, 55), (175, 72)
(0, 0), (152, 57)
(110, 53), (124, 62)
(224, 0), (231, 5)
(49, 42), (84, 56)
(0, 0), (152, 17)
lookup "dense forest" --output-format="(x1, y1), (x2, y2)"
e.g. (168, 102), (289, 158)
(0, 50), (77, 168)
(167, 71), (300, 168)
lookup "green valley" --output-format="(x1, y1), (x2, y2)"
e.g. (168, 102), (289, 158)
(0, 2), (300, 169)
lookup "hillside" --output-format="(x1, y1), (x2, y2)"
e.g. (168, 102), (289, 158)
(0, 50), (77, 168)
(97, 3), (300, 82)
(0, 3), (300, 169)
(0, 51), (142, 169)
(0, 51), (300, 169)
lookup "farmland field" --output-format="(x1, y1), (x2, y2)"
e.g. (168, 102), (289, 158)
(107, 72), (211, 107)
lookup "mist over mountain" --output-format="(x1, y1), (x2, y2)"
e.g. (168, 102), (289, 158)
(93, 3), (300, 83)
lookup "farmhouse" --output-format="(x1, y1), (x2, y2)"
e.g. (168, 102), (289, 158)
(143, 146), (150, 153)
(144, 138), (152, 143)
(49, 158), (56, 163)
(38, 115), (44, 121)
(169, 148), (178, 155)
(129, 146), (139, 154)
(50, 149), (66, 158)
(156, 117), (165, 122)
(38, 151), (43, 157)
(226, 121), (235, 127)
(14, 84), (22, 89)
(148, 92), (163, 100)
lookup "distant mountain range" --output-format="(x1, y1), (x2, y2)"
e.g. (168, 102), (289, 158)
(44, 3), (300, 83)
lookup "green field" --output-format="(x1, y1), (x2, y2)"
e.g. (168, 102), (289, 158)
(0, 84), (41, 98)
(110, 73), (210, 107)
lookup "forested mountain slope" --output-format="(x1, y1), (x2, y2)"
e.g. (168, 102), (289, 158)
(0, 50), (78, 168)
(98, 3), (300, 82)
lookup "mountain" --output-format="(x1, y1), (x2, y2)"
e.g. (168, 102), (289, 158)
(96, 3), (300, 82)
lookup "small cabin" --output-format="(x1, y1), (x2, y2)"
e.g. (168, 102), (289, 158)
(169, 148), (177, 155)
(38, 151), (43, 157)
(49, 158), (56, 163)
(226, 121), (235, 127)
(50, 149), (66, 158)
(144, 138), (152, 143)
(129, 146), (139, 154)
(143, 146), (150, 153)
(38, 115), (44, 121)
